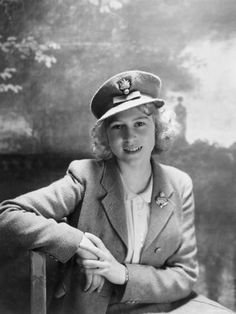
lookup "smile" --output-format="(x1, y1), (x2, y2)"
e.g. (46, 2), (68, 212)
(123, 146), (142, 153)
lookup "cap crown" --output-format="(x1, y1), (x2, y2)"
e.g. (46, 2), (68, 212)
(91, 70), (162, 119)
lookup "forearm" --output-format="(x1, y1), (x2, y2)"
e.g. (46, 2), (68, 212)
(120, 262), (198, 304)
(0, 206), (84, 263)
(0, 173), (85, 263)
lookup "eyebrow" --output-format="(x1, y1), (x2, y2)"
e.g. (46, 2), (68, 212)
(109, 115), (149, 123)
(133, 116), (149, 121)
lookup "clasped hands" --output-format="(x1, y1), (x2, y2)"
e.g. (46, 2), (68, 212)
(76, 232), (126, 293)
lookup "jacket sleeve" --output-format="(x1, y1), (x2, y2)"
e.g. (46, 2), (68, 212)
(120, 174), (199, 303)
(0, 163), (85, 263)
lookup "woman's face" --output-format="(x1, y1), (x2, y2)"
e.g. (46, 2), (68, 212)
(106, 106), (155, 166)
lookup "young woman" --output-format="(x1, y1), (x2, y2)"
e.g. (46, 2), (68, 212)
(0, 71), (233, 314)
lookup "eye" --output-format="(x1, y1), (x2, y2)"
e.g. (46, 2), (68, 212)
(110, 123), (122, 130)
(135, 121), (145, 127)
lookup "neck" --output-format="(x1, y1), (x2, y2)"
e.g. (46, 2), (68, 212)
(116, 159), (152, 194)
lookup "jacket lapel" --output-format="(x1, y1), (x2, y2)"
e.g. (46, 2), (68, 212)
(142, 158), (174, 251)
(100, 158), (128, 250)
(100, 158), (174, 256)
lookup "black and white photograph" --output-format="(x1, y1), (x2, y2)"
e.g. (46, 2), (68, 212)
(0, 1), (235, 313)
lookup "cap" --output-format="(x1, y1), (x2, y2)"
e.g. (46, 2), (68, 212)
(90, 70), (165, 122)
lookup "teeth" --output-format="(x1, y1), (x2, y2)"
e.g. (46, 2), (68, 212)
(124, 146), (142, 152)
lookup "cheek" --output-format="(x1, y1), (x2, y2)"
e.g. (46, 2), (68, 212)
(143, 124), (155, 140)
(106, 131), (120, 151)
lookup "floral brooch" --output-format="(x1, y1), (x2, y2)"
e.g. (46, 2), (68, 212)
(155, 192), (169, 208)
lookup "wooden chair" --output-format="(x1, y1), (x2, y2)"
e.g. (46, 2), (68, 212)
(30, 251), (47, 314)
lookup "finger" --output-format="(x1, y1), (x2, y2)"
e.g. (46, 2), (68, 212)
(85, 268), (104, 276)
(79, 243), (107, 260)
(87, 275), (99, 293)
(84, 273), (93, 291)
(76, 247), (98, 260)
(82, 260), (105, 269)
(97, 277), (105, 293)
(84, 233), (107, 250)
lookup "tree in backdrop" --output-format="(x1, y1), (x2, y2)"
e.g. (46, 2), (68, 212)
(0, 0), (125, 93)
(0, 0), (125, 152)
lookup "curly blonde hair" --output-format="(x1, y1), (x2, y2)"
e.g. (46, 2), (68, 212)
(91, 103), (179, 160)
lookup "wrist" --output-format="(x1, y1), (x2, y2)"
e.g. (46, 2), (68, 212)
(123, 264), (129, 285)
(76, 233), (85, 252)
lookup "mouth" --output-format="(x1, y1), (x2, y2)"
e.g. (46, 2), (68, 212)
(123, 146), (142, 153)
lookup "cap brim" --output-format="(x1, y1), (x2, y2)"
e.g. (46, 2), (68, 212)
(97, 96), (165, 123)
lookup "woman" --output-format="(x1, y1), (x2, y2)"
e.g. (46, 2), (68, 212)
(0, 71), (233, 314)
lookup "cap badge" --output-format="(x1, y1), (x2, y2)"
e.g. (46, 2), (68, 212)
(155, 192), (169, 208)
(118, 78), (131, 95)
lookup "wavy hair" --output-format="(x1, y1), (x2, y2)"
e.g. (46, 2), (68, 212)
(91, 103), (179, 160)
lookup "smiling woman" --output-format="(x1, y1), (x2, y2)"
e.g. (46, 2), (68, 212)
(0, 70), (234, 314)
(105, 108), (156, 165)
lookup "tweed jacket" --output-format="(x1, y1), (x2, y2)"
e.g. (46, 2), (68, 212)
(0, 157), (199, 314)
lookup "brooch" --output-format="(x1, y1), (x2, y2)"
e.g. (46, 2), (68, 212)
(118, 78), (131, 95)
(155, 192), (169, 208)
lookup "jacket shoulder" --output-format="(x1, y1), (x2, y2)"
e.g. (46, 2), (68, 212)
(159, 163), (193, 191)
(67, 158), (104, 182)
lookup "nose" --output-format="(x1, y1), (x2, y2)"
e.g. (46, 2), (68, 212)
(123, 126), (136, 140)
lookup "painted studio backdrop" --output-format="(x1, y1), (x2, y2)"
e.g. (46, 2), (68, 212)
(0, 0), (235, 313)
